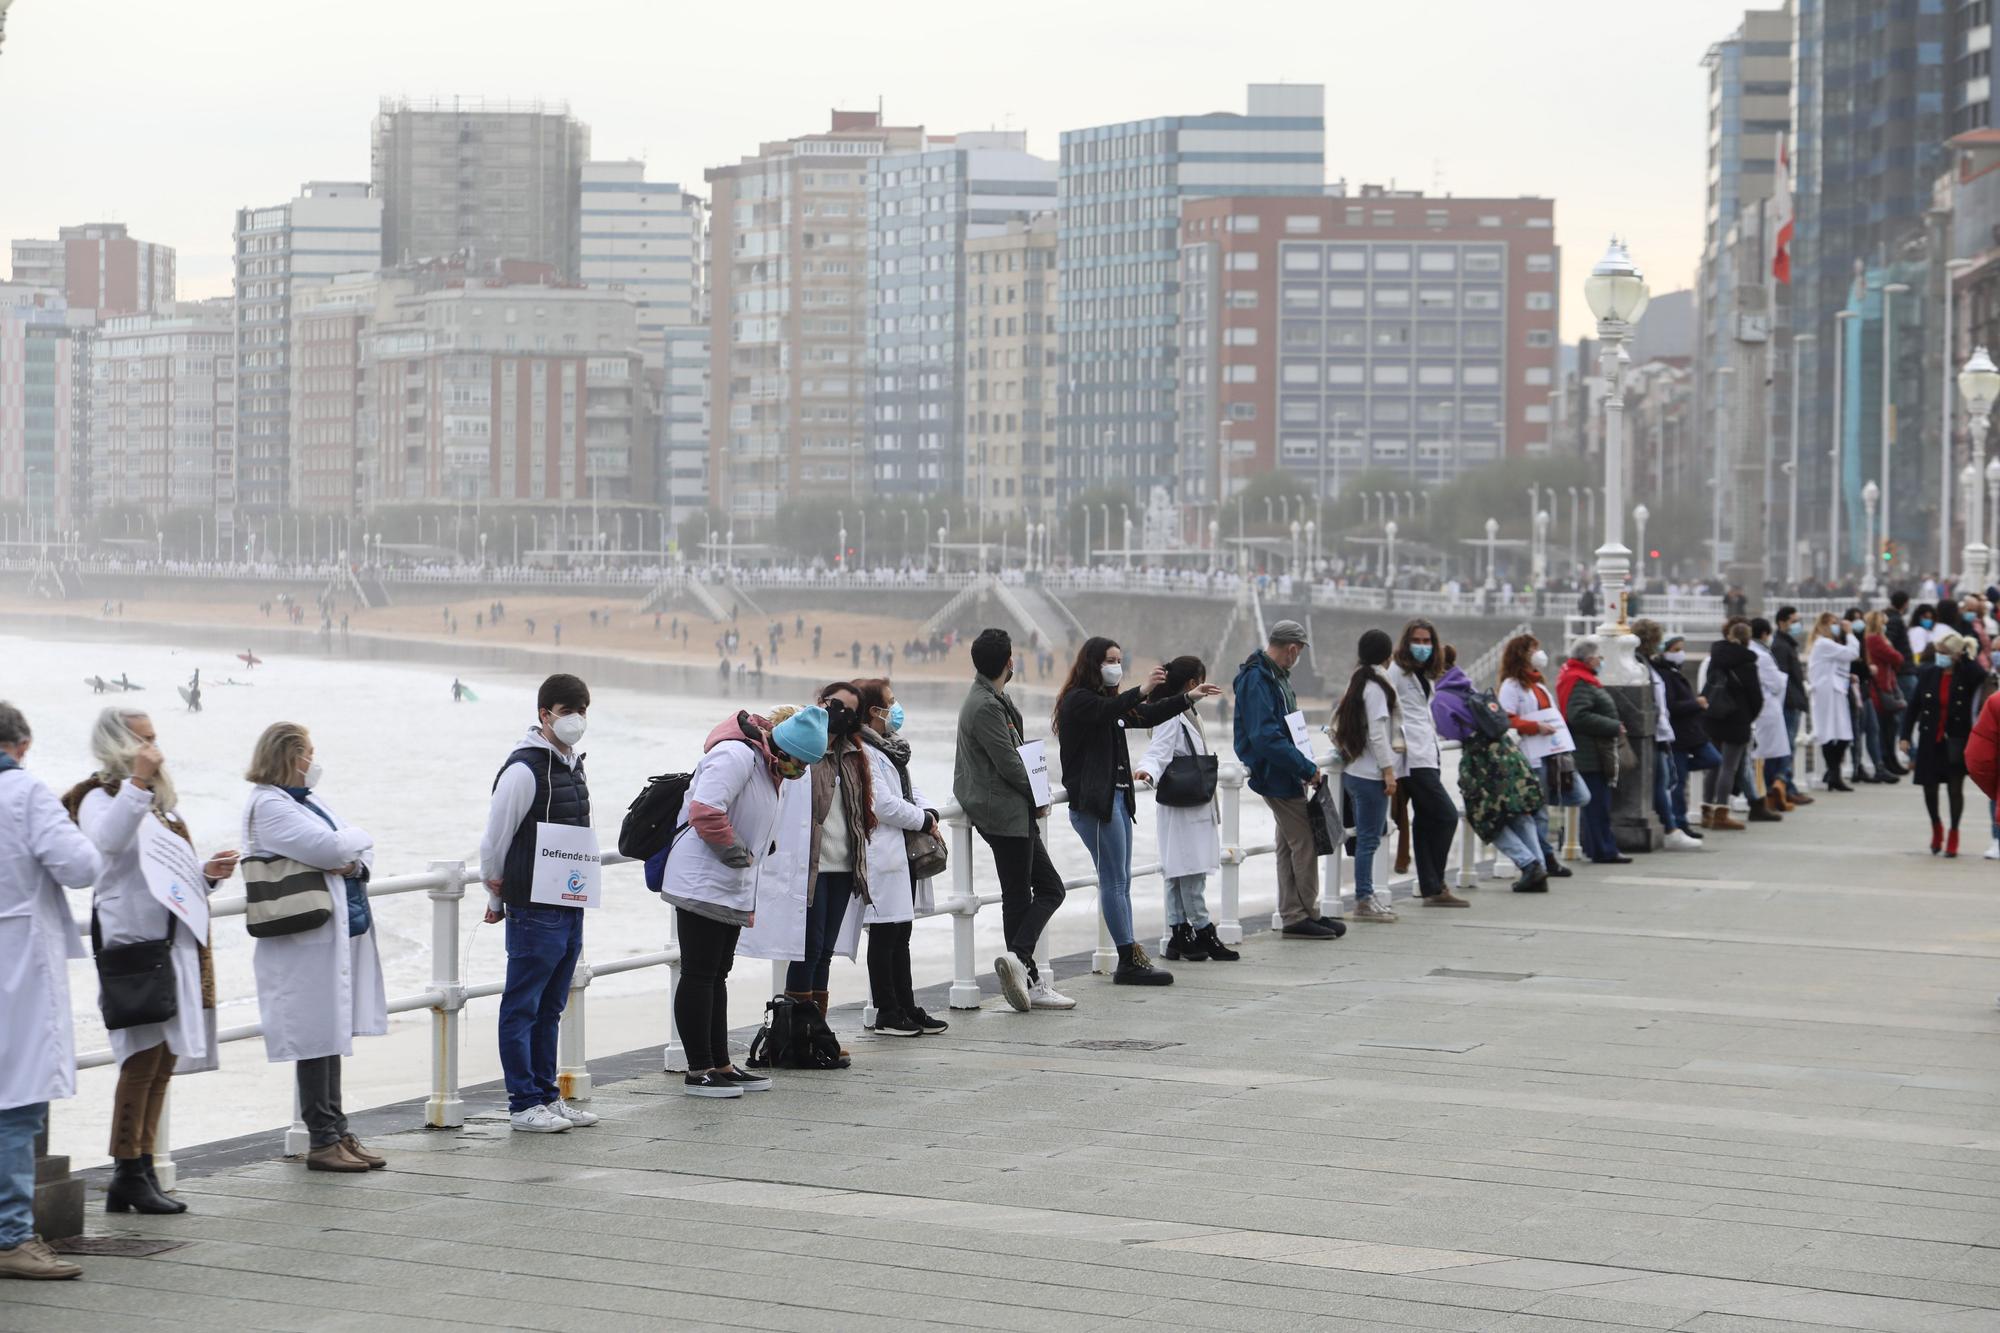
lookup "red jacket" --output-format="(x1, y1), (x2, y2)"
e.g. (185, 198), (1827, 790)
(1969, 690), (2000, 802)
(1864, 634), (1904, 698)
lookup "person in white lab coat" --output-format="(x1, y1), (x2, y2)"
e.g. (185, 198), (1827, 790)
(1806, 613), (1862, 791)
(1134, 656), (1237, 961)
(240, 722), (386, 1173)
(851, 678), (950, 1035)
(1747, 620), (1797, 815)
(0, 701), (101, 1282)
(63, 709), (236, 1215)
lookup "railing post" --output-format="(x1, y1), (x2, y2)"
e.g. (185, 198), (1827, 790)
(557, 952), (594, 1102)
(663, 908), (686, 1072)
(1217, 767), (1243, 945)
(1563, 803), (1581, 861)
(425, 860), (467, 1128)
(947, 815), (982, 1009)
(153, 1088), (175, 1191)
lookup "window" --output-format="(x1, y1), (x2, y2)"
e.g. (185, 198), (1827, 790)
(1464, 289), (1501, 312)
(1418, 365), (1454, 386)
(1225, 327), (1259, 346)
(1327, 363), (1365, 385)
(1227, 289), (1259, 309)
(1525, 253), (1554, 273)
(1372, 210), (1396, 226)
(1417, 287), (1455, 310)
(1463, 365), (1500, 387)
(1425, 209), (1449, 227)
(1283, 249), (1321, 272)
(1224, 364), (1257, 383)
(1418, 250), (1457, 273)
(1525, 367), (1552, 386)
(1281, 398), (1320, 424)
(1227, 214), (1261, 233)
(1283, 285), (1320, 310)
(1525, 404), (1551, 423)
(1282, 362), (1319, 385)
(1228, 402), (1256, 421)
(1526, 329), (1555, 348)
(1281, 437), (1319, 461)
(1373, 249), (1410, 272)
(1327, 287), (1365, 310)
(1226, 251), (1259, 271)
(1371, 436), (1409, 458)
(1373, 287), (1411, 309)
(1372, 364), (1409, 386)
(1525, 292), (1553, 311)
(1284, 215), (1322, 234)
(1328, 249), (1366, 272)
(1283, 321), (1321, 348)
(1418, 324), (1455, 349)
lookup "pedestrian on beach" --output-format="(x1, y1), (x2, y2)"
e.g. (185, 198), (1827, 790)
(850, 678), (950, 1034)
(64, 709), (234, 1215)
(240, 723), (389, 1173)
(1331, 629), (1402, 921)
(0, 702), (102, 1281)
(479, 674), (600, 1134)
(1134, 655), (1236, 961)
(954, 628), (1074, 1012)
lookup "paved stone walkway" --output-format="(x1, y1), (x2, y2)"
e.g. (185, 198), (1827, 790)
(7, 784), (1998, 1332)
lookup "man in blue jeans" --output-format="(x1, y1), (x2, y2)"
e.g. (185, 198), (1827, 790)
(0, 701), (101, 1280)
(481, 674), (600, 1134)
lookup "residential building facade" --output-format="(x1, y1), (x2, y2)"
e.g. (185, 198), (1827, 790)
(1059, 83), (1325, 505)
(288, 272), (416, 515)
(86, 299), (235, 519)
(580, 161), (704, 370)
(9, 223), (175, 317)
(963, 213), (1059, 522)
(0, 286), (92, 530)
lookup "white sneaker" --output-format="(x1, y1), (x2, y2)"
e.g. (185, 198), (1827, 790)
(1027, 978), (1076, 1010)
(1727, 796), (1749, 816)
(1352, 897), (1398, 922)
(1663, 828), (1705, 851)
(1984, 839), (1999, 861)
(509, 1104), (571, 1133)
(550, 1098), (598, 1127)
(994, 954), (1031, 1013)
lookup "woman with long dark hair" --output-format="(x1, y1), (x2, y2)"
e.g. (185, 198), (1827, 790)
(1496, 632), (1580, 876)
(786, 682), (876, 1052)
(1331, 629), (1400, 921)
(1899, 630), (1989, 857)
(1054, 636), (1217, 984)
(1385, 619), (1468, 906)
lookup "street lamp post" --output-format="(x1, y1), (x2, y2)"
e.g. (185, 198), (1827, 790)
(1533, 509), (1551, 584)
(1942, 259), (1977, 576)
(1987, 458), (2000, 587)
(1583, 237), (1650, 671)
(1289, 519), (1301, 574)
(1861, 480), (1880, 594)
(1207, 520), (1220, 575)
(1831, 309), (1857, 579)
(1880, 282), (1908, 573)
(1384, 519), (1398, 581)
(1786, 332), (1815, 586)
(1566, 486), (1580, 575)
(1633, 504), (1650, 587)
(1957, 345), (1999, 583)
(1305, 519), (1317, 572)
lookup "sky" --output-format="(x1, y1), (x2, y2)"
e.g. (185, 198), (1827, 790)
(0, 0), (1757, 339)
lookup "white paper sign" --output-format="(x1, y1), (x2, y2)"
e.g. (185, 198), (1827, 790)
(529, 821), (603, 908)
(1019, 739), (1053, 807)
(1519, 707), (1576, 763)
(1285, 710), (1317, 767)
(137, 816), (209, 937)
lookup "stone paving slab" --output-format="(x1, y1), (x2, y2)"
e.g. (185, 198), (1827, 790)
(5, 783), (1997, 1332)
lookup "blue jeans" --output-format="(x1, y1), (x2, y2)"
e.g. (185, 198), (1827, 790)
(1488, 816), (1543, 873)
(500, 903), (585, 1114)
(1071, 791), (1135, 946)
(1341, 772), (1390, 901)
(1165, 874), (1210, 928)
(0, 1101), (46, 1248)
(1651, 745), (1678, 833)
(1667, 748), (1692, 832)
(1579, 774), (1618, 861)
(785, 872), (855, 991)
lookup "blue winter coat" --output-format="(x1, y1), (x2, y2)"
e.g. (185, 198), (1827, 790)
(1233, 650), (1317, 799)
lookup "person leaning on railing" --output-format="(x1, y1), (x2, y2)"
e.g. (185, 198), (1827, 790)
(850, 677), (948, 1036)
(1232, 620), (1340, 939)
(241, 723), (388, 1174)
(0, 701), (103, 1282)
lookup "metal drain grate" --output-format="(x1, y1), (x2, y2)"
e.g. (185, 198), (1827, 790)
(53, 1237), (188, 1258)
(1428, 968), (1533, 982)
(1063, 1039), (1182, 1052)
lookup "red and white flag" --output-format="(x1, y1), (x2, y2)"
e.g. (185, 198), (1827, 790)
(1771, 132), (1794, 285)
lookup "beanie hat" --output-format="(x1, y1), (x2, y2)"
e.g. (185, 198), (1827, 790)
(772, 705), (829, 764)
(1933, 630), (1967, 660)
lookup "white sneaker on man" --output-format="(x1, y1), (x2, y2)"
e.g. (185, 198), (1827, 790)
(1663, 828), (1705, 851)
(1027, 978), (1076, 1010)
(509, 1104), (572, 1133)
(550, 1098), (598, 1127)
(993, 954), (1031, 1012)
(1984, 839), (1999, 861)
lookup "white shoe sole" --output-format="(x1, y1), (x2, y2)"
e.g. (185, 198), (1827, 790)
(555, 1115), (599, 1127)
(994, 955), (1031, 1012)
(509, 1119), (571, 1133)
(1028, 995), (1077, 1010)
(683, 1085), (743, 1099)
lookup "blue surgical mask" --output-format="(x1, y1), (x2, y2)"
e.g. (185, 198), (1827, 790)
(1788, 623), (1804, 640)
(1919, 617), (1933, 629)
(886, 702), (905, 733)
(1411, 644), (1433, 664)
(1850, 620), (1865, 635)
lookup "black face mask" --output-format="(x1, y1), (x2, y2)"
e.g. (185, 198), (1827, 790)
(824, 699), (861, 737)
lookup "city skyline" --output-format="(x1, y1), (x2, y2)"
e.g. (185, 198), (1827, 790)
(0, 0), (1754, 339)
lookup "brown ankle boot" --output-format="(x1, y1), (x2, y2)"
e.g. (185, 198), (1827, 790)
(812, 990), (850, 1059)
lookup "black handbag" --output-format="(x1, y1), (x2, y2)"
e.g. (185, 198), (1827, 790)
(886, 746), (948, 880)
(1154, 715), (1220, 808)
(92, 910), (178, 1031)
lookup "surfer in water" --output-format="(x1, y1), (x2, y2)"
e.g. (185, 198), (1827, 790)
(186, 669), (202, 713)
(452, 677), (464, 703)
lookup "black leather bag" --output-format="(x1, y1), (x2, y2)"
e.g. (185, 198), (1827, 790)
(1155, 753), (1219, 807)
(92, 911), (178, 1031)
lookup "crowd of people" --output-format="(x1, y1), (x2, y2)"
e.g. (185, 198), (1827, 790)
(3, 580), (1996, 1281)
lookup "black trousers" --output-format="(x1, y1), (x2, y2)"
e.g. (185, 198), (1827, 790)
(1400, 767), (1457, 895)
(980, 826), (1067, 976)
(866, 920), (917, 1015)
(296, 1055), (347, 1148)
(675, 908), (741, 1071)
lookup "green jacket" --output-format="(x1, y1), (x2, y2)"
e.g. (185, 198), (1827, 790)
(1563, 678), (1622, 774)
(953, 674), (1038, 837)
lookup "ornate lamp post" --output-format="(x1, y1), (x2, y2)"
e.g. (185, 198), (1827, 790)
(1483, 516), (1499, 591)
(1582, 236), (1650, 680)
(1955, 346), (1998, 584)
(1987, 458), (2000, 587)
(1533, 509), (1551, 584)
(1383, 519), (1398, 581)
(1633, 504), (1650, 587)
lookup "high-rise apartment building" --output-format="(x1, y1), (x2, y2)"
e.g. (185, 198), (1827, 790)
(1951, 0), (1998, 134)
(865, 131), (1056, 500)
(360, 278), (647, 505)
(1059, 83), (1325, 505)
(706, 110), (926, 517)
(371, 98), (589, 277)
(9, 224), (175, 316)
(87, 299), (235, 519)
(962, 214), (1059, 521)
(580, 161), (704, 370)
(232, 181), (383, 514)
(289, 272), (417, 515)
(0, 286), (92, 529)
(1175, 190), (1559, 504)
(660, 325), (709, 525)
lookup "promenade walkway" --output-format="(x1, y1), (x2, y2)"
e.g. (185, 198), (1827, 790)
(9, 783), (1998, 1333)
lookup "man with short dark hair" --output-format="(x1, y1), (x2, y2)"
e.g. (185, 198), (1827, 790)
(1235, 622), (1343, 937)
(481, 673), (599, 1133)
(953, 628), (1073, 1012)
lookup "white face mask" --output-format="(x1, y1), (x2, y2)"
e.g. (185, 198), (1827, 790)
(549, 712), (587, 746)
(1529, 649), (1549, 672)
(1664, 650), (1686, 665)
(300, 759), (324, 789)
(1100, 661), (1125, 688)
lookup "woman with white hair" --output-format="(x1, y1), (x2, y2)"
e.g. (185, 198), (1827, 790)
(61, 709), (237, 1215)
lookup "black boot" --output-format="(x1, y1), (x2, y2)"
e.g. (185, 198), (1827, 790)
(1164, 923), (1209, 961)
(1544, 854), (1573, 878)
(106, 1156), (184, 1215)
(1194, 924), (1239, 961)
(1112, 943), (1174, 986)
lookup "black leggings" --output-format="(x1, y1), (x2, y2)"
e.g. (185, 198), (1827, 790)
(1922, 776), (1967, 831)
(1820, 741), (1849, 781)
(866, 921), (917, 1015)
(674, 908), (741, 1071)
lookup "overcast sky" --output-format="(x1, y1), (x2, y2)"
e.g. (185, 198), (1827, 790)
(0, 0), (1756, 338)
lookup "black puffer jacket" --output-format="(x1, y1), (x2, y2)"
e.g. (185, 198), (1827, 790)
(1701, 640), (1762, 747)
(1652, 655), (1709, 753)
(1057, 684), (1193, 822)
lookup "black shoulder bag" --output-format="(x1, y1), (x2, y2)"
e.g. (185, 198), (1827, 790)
(93, 910), (178, 1031)
(1154, 715), (1220, 808)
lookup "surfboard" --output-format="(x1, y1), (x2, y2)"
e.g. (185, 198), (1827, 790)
(457, 686), (480, 702)
(237, 652), (262, 667)
(178, 686), (195, 706)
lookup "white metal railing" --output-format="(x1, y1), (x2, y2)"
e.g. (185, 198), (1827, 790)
(71, 746), (1517, 1186)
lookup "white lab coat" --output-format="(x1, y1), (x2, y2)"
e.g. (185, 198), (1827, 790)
(241, 785), (386, 1064)
(662, 739), (789, 922)
(0, 766), (102, 1111)
(1386, 663), (1442, 774)
(79, 782), (217, 1071)
(1749, 642), (1792, 761)
(857, 742), (934, 926)
(737, 774), (860, 962)
(1140, 714), (1222, 880)
(1806, 634), (1860, 743)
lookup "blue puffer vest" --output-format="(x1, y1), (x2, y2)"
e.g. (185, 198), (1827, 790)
(495, 744), (591, 910)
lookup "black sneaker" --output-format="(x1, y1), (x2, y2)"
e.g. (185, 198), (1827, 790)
(717, 1066), (772, 1091)
(1314, 915), (1349, 938)
(872, 1009), (922, 1037)
(1281, 919), (1338, 939)
(908, 1007), (949, 1034)
(683, 1072), (743, 1099)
